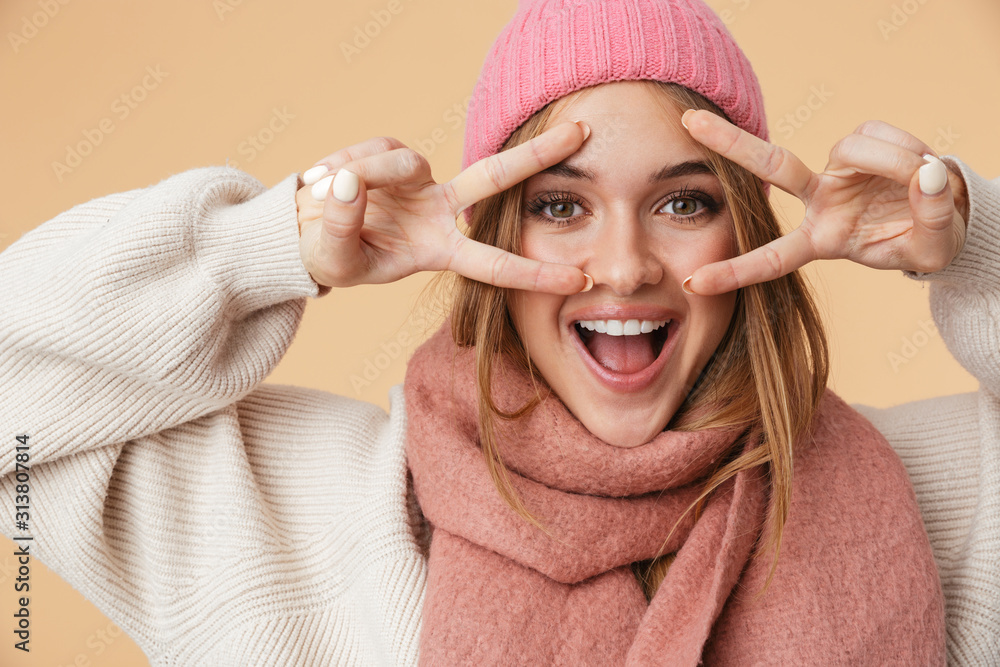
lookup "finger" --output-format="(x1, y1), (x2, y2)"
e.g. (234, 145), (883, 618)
(309, 169), (371, 284)
(906, 155), (962, 273)
(444, 121), (589, 215)
(826, 133), (927, 186)
(444, 232), (589, 294)
(302, 136), (409, 185)
(682, 109), (815, 201)
(686, 226), (820, 295)
(311, 148), (433, 199)
(853, 120), (936, 157)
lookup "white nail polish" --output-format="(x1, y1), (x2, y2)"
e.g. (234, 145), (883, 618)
(302, 165), (329, 185)
(311, 174), (335, 201)
(333, 169), (360, 203)
(681, 109), (694, 130)
(919, 155), (947, 196)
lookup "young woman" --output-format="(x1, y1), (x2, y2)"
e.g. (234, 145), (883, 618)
(2, 0), (996, 664)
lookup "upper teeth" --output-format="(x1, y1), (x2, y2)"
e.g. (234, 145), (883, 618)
(576, 319), (670, 336)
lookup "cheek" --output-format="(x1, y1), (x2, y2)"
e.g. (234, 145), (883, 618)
(522, 220), (736, 274)
(683, 227), (738, 330)
(508, 291), (531, 345)
(519, 229), (572, 265)
(511, 231), (563, 344)
(655, 239), (730, 287)
(686, 291), (737, 362)
(706, 293), (738, 328)
(686, 224), (736, 265)
(520, 220), (608, 269)
(509, 289), (562, 342)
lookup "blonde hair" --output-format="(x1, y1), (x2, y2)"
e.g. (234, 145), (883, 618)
(425, 81), (828, 601)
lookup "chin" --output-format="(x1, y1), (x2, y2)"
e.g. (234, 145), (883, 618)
(579, 410), (671, 448)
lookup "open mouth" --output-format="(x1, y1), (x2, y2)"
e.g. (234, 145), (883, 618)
(573, 319), (671, 374)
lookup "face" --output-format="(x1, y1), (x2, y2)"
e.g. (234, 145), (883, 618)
(509, 81), (739, 448)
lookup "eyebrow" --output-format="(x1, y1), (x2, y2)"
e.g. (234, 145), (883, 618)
(537, 159), (716, 184)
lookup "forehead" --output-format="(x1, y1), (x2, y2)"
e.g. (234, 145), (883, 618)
(540, 81), (709, 169)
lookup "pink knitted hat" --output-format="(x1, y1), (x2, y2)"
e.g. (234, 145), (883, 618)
(461, 0), (768, 172)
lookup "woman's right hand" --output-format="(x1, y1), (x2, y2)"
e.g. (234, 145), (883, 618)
(295, 121), (593, 294)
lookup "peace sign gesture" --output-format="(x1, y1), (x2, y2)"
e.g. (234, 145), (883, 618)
(680, 110), (970, 296)
(296, 121), (593, 294)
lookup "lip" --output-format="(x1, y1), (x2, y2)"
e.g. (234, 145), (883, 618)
(567, 316), (681, 393)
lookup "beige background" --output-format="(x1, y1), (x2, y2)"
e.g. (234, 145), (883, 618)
(1, 0), (997, 664)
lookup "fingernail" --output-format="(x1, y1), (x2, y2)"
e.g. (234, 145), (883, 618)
(579, 273), (594, 293)
(919, 155), (947, 196)
(333, 169), (360, 203)
(574, 120), (591, 141)
(681, 109), (695, 130)
(681, 275), (696, 295)
(302, 165), (329, 186)
(311, 174), (335, 201)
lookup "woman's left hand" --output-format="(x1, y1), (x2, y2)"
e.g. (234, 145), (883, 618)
(680, 110), (970, 295)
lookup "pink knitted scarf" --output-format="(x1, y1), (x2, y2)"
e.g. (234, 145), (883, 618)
(403, 322), (946, 665)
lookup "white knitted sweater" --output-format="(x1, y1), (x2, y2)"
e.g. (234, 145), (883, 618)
(1, 158), (997, 666)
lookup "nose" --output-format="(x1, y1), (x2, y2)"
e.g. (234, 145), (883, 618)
(585, 212), (664, 296)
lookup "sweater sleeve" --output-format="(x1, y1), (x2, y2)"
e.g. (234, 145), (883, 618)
(0, 165), (322, 474)
(853, 157), (1000, 665)
(0, 167), (430, 665)
(904, 156), (1000, 397)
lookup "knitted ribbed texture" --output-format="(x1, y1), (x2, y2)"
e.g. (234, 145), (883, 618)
(461, 0), (768, 172)
(854, 392), (1000, 666)
(405, 324), (944, 664)
(1, 161), (997, 665)
(0, 168), (428, 666)
(860, 154), (1000, 664)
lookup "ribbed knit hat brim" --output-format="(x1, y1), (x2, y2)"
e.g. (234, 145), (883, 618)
(462, 0), (767, 170)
